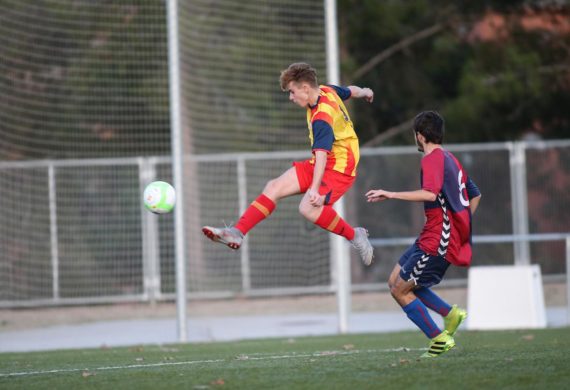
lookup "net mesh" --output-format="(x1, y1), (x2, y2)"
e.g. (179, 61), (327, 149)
(0, 0), (331, 306)
(0, 0), (170, 160)
(178, 0), (331, 298)
(0, 0), (170, 303)
(179, 0), (326, 153)
(1, 1), (568, 319)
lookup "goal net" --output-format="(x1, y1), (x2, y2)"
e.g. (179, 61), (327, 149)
(176, 0), (330, 298)
(0, 0), (332, 307)
(0, 0), (170, 304)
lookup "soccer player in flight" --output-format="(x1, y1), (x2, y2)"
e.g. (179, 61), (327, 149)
(366, 111), (481, 357)
(203, 62), (375, 266)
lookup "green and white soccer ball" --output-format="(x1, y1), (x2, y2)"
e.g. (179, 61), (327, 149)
(143, 181), (176, 214)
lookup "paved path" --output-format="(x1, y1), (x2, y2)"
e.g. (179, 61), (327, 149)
(0, 308), (567, 352)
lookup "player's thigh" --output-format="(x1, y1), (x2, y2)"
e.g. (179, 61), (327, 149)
(263, 166), (301, 200)
(388, 264), (401, 289)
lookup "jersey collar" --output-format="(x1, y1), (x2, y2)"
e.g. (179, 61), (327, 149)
(308, 95), (321, 109)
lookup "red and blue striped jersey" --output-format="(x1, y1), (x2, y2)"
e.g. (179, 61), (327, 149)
(418, 148), (480, 266)
(306, 85), (359, 177)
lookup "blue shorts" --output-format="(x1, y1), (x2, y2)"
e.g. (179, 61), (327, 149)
(399, 243), (450, 288)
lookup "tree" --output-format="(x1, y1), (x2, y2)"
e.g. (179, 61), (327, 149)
(338, 0), (570, 144)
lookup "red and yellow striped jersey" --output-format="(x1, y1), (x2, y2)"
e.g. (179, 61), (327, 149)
(306, 85), (359, 177)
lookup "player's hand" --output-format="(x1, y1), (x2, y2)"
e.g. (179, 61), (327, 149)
(366, 189), (391, 202)
(308, 189), (325, 207)
(362, 88), (374, 103)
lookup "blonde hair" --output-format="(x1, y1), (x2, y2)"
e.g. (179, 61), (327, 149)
(279, 63), (318, 91)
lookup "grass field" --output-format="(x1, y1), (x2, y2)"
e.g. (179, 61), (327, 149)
(1, 328), (569, 389)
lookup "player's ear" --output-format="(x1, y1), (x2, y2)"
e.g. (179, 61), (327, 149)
(416, 132), (425, 144)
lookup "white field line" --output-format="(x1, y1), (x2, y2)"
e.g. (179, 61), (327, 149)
(0, 347), (425, 378)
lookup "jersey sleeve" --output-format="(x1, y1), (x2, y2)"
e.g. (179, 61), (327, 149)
(311, 120), (334, 152)
(421, 152), (444, 195)
(327, 85), (351, 101)
(466, 176), (481, 199)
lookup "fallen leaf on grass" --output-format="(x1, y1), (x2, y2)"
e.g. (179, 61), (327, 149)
(211, 378), (225, 386)
(399, 359), (410, 365)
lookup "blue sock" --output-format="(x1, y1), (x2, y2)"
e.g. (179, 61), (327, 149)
(415, 287), (452, 316)
(402, 298), (441, 339)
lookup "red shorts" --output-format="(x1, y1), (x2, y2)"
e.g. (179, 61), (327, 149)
(293, 160), (355, 205)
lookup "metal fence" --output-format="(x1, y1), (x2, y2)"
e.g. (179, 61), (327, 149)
(0, 140), (569, 308)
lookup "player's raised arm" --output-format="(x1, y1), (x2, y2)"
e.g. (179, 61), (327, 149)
(348, 86), (374, 103)
(366, 188), (437, 203)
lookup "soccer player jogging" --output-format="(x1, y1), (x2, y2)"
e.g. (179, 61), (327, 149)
(203, 62), (375, 266)
(366, 111), (481, 358)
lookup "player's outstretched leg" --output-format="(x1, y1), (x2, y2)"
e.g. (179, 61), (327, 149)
(421, 330), (456, 358)
(202, 193), (276, 250)
(202, 226), (244, 250)
(350, 227), (374, 266)
(444, 304), (467, 336)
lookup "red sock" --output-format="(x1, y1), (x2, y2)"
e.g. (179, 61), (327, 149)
(234, 194), (276, 235)
(314, 206), (355, 240)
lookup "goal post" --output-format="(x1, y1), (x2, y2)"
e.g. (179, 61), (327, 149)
(171, 0), (339, 341)
(324, 0), (351, 334)
(166, 0), (188, 343)
(0, 0), (355, 340)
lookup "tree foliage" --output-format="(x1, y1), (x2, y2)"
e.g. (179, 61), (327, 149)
(339, 0), (570, 144)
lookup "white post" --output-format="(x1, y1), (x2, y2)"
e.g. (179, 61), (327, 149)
(325, 0), (350, 334)
(237, 157), (251, 293)
(566, 237), (570, 326)
(509, 142), (530, 265)
(139, 158), (161, 303)
(48, 164), (60, 301)
(167, 0), (187, 342)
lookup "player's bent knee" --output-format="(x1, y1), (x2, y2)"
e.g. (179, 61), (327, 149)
(298, 200), (313, 219)
(388, 275), (398, 290)
(389, 284), (400, 299)
(390, 278), (411, 299)
(263, 178), (282, 198)
(298, 200), (322, 223)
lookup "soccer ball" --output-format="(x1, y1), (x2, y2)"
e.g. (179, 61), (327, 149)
(143, 181), (176, 214)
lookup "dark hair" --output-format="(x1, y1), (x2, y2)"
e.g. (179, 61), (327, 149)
(279, 63), (318, 90)
(413, 111), (444, 144)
